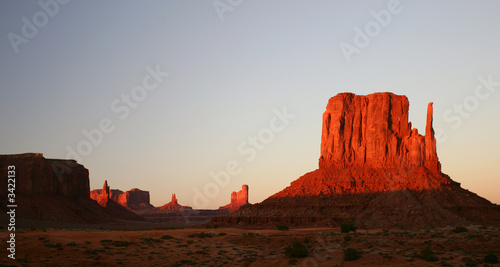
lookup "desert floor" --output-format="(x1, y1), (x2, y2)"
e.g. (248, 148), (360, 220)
(1, 225), (499, 266)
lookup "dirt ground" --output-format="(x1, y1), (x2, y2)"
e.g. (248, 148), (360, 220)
(1, 225), (499, 266)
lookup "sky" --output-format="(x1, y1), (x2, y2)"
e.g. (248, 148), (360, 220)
(1, 0), (499, 208)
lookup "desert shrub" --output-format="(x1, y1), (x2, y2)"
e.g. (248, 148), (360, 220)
(196, 232), (212, 238)
(452, 226), (468, 233)
(140, 236), (162, 244)
(44, 241), (61, 248)
(205, 225), (211, 229)
(112, 240), (133, 247)
(462, 257), (478, 267)
(277, 225), (289, 231)
(484, 253), (499, 264)
(66, 242), (77, 247)
(100, 239), (113, 245)
(173, 259), (196, 266)
(140, 236), (153, 244)
(343, 248), (360, 261)
(242, 232), (256, 237)
(160, 234), (174, 240)
(420, 247), (438, 262)
(340, 221), (357, 233)
(213, 224), (219, 229)
(85, 248), (105, 255)
(344, 235), (352, 242)
(285, 241), (308, 258)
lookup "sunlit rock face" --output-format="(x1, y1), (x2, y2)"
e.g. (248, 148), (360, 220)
(90, 182), (155, 210)
(157, 194), (192, 210)
(212, 92), (500, 229)
(319, 93), (440, 172)
(219, 185), (249, 213)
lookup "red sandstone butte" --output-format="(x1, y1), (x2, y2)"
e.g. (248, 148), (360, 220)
(219, 185), (249, 213)
(319, 93), (439, 173)
(0, 153), (89, 198)
(0, 153), (143, 223)
(157, 194), (192, 210)
(212, 92), (500, 229)
(90, 182), (155, 210)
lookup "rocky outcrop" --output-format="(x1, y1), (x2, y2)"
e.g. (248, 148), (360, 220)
(319, 93), (441, 173)
(0, 153), (144, 224)
(213, 92), (500, 229)
(157, 194), (192, 210)
(0, 153), (89, 198)
(219, 185), (249, 213)
(91, 183), (155, 210)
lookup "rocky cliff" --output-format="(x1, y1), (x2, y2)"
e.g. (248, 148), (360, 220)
(91, 185), (155, 210)
(219, 185), (249, 213)
(0, 153), (89, 198)
(212, 92), (500, 229)
(319, 93), (440, 173)
(157, 194), (192, 210)
(0, 153), (144, 224)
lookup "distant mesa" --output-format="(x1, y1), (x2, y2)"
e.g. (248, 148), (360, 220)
(0, 153), (144, 224)
(213, 92), (500, 229)
(157, 194), (192, 210)
(219, 185), (249, 213)
(90, 181), (155, 210)
(0, 153), (89, 199)
(0, 153), (248, 226)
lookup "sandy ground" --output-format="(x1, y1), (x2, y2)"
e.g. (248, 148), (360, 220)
(1, 225), (499, 266)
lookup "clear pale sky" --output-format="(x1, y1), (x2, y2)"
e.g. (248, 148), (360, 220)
(1, 1), (499, 208)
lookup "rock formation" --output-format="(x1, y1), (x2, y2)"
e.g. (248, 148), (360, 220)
(0, 153), (144, 224)
(319, 93), (440, 174)
(157, 194), (192, 210)
(91, 185), (155, 210)
(212, 92), (500, 229)
(219, 185), (249, 213)
(0, 153), (89, 198)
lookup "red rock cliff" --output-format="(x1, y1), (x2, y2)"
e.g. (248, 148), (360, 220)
(90, 183), (155, 210)
(0, 153), (89, 198)
(319, 93), (440, 172)
(212, 93), (500, 229)
(0, 153), (144, 223)
(157, 194), (192, 210)
(219, 185), (249, 213)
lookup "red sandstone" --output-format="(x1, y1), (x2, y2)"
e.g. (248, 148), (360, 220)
(213, 92), (500, 229)
(219, 185), (249, 213)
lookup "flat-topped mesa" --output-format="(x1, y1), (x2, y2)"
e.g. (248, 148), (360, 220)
(319, 92), (441, 172)
(0, 153), (89, 198)
(211, 93), (500, 229)
(90, 183), (155, 210)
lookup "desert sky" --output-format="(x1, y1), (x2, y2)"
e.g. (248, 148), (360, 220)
(1, 1), (499, 208)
